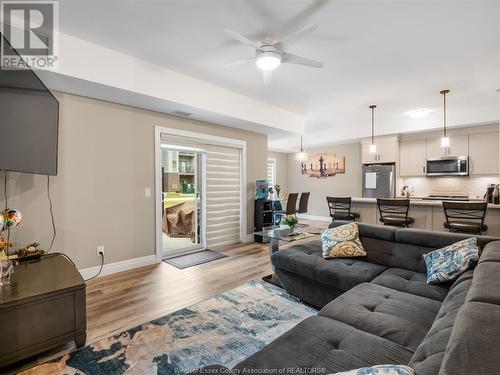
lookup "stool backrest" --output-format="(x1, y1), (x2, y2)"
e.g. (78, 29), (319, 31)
(442, 201), (488, 228)
(298, 192), (310, 213)
(286, 193), (299, 215)
(377, 198), (410, 222)
(327, 197), (352, 217)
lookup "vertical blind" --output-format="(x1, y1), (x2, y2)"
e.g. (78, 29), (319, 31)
(205, 144), (241, 248)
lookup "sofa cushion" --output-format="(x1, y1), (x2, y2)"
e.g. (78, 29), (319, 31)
(233, 315), (413, 373)
(423, 237), (479, 284)
(439, 302), (500, 375)
(477, 240), (500, 264)
(408, 273), (473, 375)
(271, 242), (386, 292)
(321, 223), (367, 259)
(371, 268), (450, 302)
(465, 258), (500, 306)
(319, 283), (441, 352)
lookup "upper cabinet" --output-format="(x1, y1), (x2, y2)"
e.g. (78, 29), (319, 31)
(400, 139), (427, 176)
(469, 133), (499, 175)
(426, 135), (468, 158)
(362, 138), (399, 164)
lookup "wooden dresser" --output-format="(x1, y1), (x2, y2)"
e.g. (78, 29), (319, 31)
(0, 254), (86, 367)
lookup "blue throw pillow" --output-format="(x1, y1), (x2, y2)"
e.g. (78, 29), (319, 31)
(332, 365), (414, 375)
(423, 237), (479, 284)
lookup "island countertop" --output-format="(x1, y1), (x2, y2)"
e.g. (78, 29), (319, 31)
(345, 197), (500, 236)
(351, 197), (500, 209)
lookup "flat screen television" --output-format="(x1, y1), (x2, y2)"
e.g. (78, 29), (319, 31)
(0, 35), (59, 176)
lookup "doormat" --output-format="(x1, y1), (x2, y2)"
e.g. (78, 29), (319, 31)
(163, 249), (227, 269)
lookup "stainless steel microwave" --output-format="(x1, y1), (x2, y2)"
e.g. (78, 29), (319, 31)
(426, 156), (469, 176)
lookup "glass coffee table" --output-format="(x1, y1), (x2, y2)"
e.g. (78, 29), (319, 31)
(255, 225), (320, 270)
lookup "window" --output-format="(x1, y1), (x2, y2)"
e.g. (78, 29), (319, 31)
(267, 158), (276, 187)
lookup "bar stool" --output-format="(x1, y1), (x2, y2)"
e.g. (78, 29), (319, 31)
(297, 192), (310, 214)
(377, 198), (415, 228)
(326, 197), (360, 223)
(442, 201), (488, 235)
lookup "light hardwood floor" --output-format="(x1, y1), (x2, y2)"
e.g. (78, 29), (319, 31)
(12, 220), (329, 374)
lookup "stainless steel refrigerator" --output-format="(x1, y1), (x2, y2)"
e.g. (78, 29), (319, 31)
(362, 163), (396, 198)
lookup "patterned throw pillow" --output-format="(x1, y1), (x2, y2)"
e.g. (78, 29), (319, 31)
(423, 237), (479, 284)
(321, 223), (367, 259)
(332, 365), (414, 375)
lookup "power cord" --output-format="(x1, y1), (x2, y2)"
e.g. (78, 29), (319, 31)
(85, 251), (104, 281)
(46, 175), (56, 251)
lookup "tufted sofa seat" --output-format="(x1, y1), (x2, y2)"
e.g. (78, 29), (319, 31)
(193, 224), (500, 375)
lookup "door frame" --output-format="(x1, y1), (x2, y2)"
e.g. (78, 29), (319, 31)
(154, 126), (247, 263)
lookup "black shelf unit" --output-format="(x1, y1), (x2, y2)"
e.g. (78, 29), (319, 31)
(254, 199), (273, 243)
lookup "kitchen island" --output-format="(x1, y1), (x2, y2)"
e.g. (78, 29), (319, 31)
(349, 198), (500, 237)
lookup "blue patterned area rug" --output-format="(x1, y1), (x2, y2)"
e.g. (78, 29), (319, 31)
(23, 281), (317, 375)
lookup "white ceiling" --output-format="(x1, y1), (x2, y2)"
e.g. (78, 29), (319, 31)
(58, 0), (500, 151)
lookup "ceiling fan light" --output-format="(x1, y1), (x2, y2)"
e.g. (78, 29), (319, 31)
(440, 136), (450, 148)
(295, 151), (308, 161)
(256, 52), (281, 71)
(369, 144), (377, 154)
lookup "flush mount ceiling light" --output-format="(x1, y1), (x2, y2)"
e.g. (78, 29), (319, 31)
(295, 136), (308, 162)
(369, 105), (377, 154)
(440, 89), (450, 149)
(404, 108), (434, 119)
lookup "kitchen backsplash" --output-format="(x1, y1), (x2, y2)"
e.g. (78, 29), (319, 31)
(399, 176), (500, 199)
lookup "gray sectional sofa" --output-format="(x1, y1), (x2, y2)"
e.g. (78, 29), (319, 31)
(196, 223), (500, 375)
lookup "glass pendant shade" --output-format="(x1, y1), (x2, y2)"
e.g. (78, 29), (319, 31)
(369, 144), (377, 154)
(295, 151), (308, 161)
(295, 136), (307, 161)
(440, 90), (451, 149)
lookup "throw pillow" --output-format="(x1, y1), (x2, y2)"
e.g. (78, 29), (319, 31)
(321, 222), (367, 259)
(332, 365), (414, 375)
(423, 237), (479, 284)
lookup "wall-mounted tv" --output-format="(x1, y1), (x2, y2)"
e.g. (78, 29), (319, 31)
(0, 34), (59, 176)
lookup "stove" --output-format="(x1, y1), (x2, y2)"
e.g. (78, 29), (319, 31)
(423, 195), (470, 201)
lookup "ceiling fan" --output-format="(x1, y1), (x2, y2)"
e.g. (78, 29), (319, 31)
(223, 24), (324, 84)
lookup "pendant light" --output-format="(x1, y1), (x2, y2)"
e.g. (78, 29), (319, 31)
(440, 89), (450, 148)
(295, 136), (308, 161)
(369, 105), (377, 154)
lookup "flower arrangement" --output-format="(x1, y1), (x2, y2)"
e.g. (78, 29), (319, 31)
(283, 215), (298, 228)
(274, 184), (281, 199)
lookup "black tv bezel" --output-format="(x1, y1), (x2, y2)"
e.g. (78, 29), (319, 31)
(0, 33), (60, 176)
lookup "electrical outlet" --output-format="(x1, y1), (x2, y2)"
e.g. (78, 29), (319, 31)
(96, 245), (104, 257)
(144, 188), (151, 197)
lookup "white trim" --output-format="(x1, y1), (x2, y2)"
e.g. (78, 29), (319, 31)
(154, 126), (247, 262)
(296, 213), (331, 222)
(79, 255), (157, 279)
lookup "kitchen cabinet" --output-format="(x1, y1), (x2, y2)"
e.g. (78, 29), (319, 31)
(426, 135), (468, 158)
(400, 139), (427, 176)
(469, 132), (499, 175)
(362, 138), (399, 164)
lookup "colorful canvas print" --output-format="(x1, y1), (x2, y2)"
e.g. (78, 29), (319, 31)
(301, 153), (346, 178)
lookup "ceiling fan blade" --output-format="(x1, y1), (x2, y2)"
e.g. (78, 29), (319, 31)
(263, 70), (272, 85)
(218, 57), (255, 69)
(274, 24), (318, 47)
(224, 29), (260, 49)
(282, 52), (323, 68)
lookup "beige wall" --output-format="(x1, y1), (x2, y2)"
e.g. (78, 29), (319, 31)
(267, 151), (289, 193)
(287, 142), (362, 217)
(0, 92), (267, 269)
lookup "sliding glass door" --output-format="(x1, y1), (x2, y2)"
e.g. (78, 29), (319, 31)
(160, 143), (206, 258)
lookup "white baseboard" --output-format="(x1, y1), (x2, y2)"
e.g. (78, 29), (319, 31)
(79, 254), (157, 280)
(297, 213), (331, 222)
